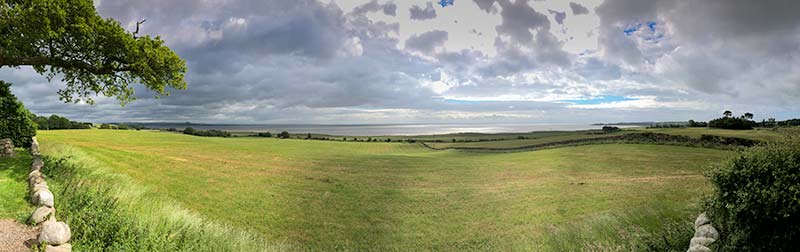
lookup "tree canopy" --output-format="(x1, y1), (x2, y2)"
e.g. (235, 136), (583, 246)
(0, 0), (187, 105)
(0, 80), (36, 147)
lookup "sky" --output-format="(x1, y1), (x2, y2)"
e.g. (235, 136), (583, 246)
(2, 0), (799, 124)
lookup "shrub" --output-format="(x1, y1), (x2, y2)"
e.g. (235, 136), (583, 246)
(277, 131), (290, 139)
(0, 81), (36, 147)
(708, 117), (755, 130)
(182, 127), (195, 135)
(257, 132), (272, 137)
(706, 138), (800, 251)
(602, 126), (621, 133)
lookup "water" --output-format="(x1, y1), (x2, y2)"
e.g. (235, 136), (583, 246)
(139, 123), (630, 136)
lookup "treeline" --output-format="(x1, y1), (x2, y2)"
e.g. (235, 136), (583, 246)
(33, 114), (92, 130)
(181, 127), (231, 137)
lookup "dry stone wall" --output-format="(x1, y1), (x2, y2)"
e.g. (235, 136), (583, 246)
(1, 138), (13, 157)
(687, 212), (718, 252)
(27, 137), (73, 252)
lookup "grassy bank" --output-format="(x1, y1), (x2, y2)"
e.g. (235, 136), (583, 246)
(0, 151), (33, 221)
(39, 143), (288, 251)
(37, 130), (734, 251)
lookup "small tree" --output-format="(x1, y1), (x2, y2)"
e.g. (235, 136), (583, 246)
(0, 81), (36, 147)
(278, 131), (291, 139)
(723, 110), (733, 118)
(1, 0), (187, 105)
(183, 127), (195, 135)
(743, 112), (754, 120)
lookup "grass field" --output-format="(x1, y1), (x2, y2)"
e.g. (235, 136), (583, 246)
(424, 127), (789, 150)
(34, 129), (736, 251)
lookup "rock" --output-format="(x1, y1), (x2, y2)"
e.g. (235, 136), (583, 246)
(28, 170), (42, 180)
(0, 138), (14, 157)
(690, 237), (715, 247)
(694, 212), (711, 229)
(34, 189), (55, 207)
(31, 182), (49, 193)
(31, 206), (55, 225)
(29, 175), (45, 186)
(39, 221), (71, 245)
(695, 224), (719, 240)
(45, 243), (71, 252)
(32, 157), (44, 170)
(687, 245), (711, 252)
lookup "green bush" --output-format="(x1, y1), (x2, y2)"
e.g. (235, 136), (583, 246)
(0, 81), (36, 147)
(706, 137), (800, 251)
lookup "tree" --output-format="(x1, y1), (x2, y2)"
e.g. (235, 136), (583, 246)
(183, 127), (195, 135)
(0, 81), (36, 147)
(723, 110), (733, 118)
(278, 131), (291, 139)
(743, 112), (754, 120)
(0, 0), (187, 105)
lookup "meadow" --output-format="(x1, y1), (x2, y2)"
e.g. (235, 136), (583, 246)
(33, 129), (738, 251)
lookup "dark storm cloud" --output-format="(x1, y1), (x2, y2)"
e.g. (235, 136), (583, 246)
(405, 30), (449, 54)
(569, 2), (589, 15)
(409, 2), (437, 20)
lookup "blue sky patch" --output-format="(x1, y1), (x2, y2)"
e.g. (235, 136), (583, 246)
(561, 95), (638, 105)
(647, 21), (657, 31)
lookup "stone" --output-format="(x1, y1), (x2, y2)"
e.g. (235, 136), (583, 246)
(690, 237), (715, 247)
(28, 170), (42, 180)
(695, 224), (720, 240)
(31, 182), (48, 192)
(31, 206), (55, 225)
(29, 175), (45, 186)
(32, 157), (44, 170)
(31, 137), (40, 156)
(39, 221), (71, 245)
(694, 212), (711, 229)
(34, 189), (55, 207)
(0, 138), (13, 157)
(687, 245), (711, 252)
(45, 243), (72, 252)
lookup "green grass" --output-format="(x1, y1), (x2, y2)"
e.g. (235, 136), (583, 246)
(426, 131), (629, 149)
(426, 127), (789, 150)
(0, 151), (33, 221)
(640, 127), (788, 141)
(36, 130), (735, 251)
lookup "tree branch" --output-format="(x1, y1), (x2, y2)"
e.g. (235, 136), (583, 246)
(2, 56), (133, 75)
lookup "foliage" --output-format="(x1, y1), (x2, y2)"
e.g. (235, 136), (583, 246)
(256, 132), (272, 137)
(0, 81), (36, 147)
(277, 131), (290, 139)
(182, 127), (231, 137)
(708, 111), (756, 130)
(0, 0), (187, 105)
(706, 137), (800, 251)
(688, 120), (708, 127)
(602, 126), (621, 133)
(32, 114), (92, 130)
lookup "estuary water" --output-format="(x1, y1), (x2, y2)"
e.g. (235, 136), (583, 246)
(140, 123), (631, 136)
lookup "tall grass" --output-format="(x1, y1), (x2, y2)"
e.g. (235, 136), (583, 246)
(537, 198), (698, 251)
(39, 142), (292, 251)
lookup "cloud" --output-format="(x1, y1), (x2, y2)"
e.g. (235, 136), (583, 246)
(351, 0), (397, 16)
(409, 2), (437, 20)
(569, 2), (589, 15)
(405, 30), (449, 54)
(1, 0), (798, 125)
(548, 9), (566, 25)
